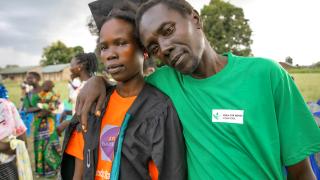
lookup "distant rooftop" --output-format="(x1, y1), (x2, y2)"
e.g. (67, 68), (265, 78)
(279, 62), (296, 69)
(0, 66), (39, 74)
(0, 63), (70, 75)
(41, 63), (70, 73)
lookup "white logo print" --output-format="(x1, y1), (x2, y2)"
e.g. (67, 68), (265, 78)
(212, 109), (244, 124)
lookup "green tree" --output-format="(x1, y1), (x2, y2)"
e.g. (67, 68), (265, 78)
(40, 41), (84, 66)
(84, 17), (104, 72)
(201, 0), (253, 56)
(312, 61), (320, 67)
(87, 16), (99, 36)
(285, 56), (293, 64)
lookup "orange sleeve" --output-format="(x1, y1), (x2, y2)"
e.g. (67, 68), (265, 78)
(65, 130), (84, 160)
(148, 160), (159, 180)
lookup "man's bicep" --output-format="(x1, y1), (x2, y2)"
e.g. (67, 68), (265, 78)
(286, 158), (316, 180)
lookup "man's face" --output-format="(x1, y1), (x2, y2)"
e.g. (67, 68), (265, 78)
(139, 3), (205, 75)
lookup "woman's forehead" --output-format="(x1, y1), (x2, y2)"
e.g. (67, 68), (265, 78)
(100, 19), (134, 41)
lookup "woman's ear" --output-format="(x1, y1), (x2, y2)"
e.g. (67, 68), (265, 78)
(192, 9), (203, 29)
(77, 63), (85, 72)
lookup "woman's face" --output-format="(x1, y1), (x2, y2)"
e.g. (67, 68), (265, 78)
(26, 74), (39, 86)
(99, 18), (143, 83)
(70, 58), (81, 79)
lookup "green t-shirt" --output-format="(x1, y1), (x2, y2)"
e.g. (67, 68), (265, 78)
(146, 53), (320, 179)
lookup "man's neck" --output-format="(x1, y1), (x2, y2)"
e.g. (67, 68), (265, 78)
(191, 40), (228, 79)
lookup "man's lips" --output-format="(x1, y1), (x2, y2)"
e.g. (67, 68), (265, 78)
(170, 52), (186, 68)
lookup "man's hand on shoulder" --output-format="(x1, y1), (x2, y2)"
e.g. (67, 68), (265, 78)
(76, 76), (110, 132)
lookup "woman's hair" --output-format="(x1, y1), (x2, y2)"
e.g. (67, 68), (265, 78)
(100, 1), (144, 50)
(74, 52), (98, 75)
(28, 71), (41, 81)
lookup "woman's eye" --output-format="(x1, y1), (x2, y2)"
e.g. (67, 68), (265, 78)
(100, 45), (107, 51)
(117, 41), (127, 46)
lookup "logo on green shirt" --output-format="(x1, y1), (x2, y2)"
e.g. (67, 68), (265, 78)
(212, 112), (220, 120)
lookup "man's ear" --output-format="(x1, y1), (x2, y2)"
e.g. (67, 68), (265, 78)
(143, 51), (149, 60)
(191, 9), (203, 29)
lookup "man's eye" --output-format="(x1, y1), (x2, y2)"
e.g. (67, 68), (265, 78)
(163, 24), (175, 36)
(150, 45), (160, 56)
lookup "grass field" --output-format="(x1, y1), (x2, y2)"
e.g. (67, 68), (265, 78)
(291, 73), (320, 102)
(3, 73), (320, 107)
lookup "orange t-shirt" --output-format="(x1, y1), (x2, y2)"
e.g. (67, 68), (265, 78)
(65, 129), (84, 160)
(95, 90), (136, 180)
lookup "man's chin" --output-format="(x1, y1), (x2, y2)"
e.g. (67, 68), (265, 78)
(176, 67), (195, 75)
(177, 63), (198, 75)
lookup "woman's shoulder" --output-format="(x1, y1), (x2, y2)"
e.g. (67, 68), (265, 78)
(132, 84), (175, 118)
(141, 84), (171, 103)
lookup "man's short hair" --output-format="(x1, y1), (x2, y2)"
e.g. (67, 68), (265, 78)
(136, 0), (194, 35)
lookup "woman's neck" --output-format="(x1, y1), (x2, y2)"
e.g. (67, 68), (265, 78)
(79, 72), (91, 81)
(116, 74), (145, 98)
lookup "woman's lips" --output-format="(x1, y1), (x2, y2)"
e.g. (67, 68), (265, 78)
(107, 64), (124, 74)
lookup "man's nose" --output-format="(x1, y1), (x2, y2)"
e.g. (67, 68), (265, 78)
(159, 38), (174, 58)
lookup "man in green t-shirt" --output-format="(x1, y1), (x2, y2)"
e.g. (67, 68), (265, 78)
(77, 0), (320, 179)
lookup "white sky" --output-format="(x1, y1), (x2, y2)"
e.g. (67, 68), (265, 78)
(1, 0), (320, 67)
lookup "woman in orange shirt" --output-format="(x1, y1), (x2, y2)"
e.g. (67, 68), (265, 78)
(60, 52), (98, 179)
(61, 1), (186, 180)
